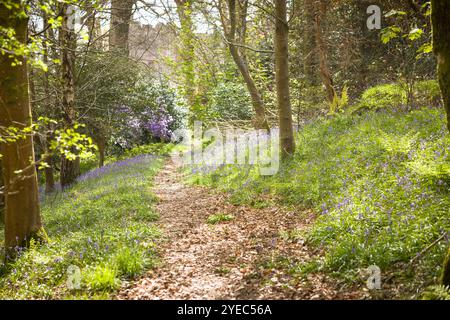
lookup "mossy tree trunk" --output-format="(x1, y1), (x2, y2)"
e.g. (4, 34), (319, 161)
(275, 0), (296, 158)
(0, 2), (42, 257)
(431, 0), (450, 286)
(60, 4), (80, 189)
(175, 0), (198, 121)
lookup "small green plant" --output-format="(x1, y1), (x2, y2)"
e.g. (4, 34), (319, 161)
(215, 266), (231, 275)
(113, 247), (146, 278)
(207, 213), (234, 225)
(330, 85), (349, 114)
(84, 264), (120, 292)
(421, 285), (450, 300)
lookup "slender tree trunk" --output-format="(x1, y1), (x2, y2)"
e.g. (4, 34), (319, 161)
(44, 134), (56, 194)
(41, 13), (55, 194)
(302, 0), (319, 85)
(313, 0), (336, 103)
(109, 0), (135, 55)
(223, 0), (269, 130)
(97, 135), (106, 168)
(85, 1), (103, 49)
(175, 0), (197, 116)
(60, 4), (80, 189)
(275, 0), (295, 158)
(0, 2), (42, 256)
(431, 0), (450, 286)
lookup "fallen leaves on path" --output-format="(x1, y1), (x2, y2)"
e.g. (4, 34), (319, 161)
(118, 161), (367, 300)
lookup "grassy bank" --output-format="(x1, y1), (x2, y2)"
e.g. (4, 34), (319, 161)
(0, 154), (163, 299)
(186, 107), (450, 295)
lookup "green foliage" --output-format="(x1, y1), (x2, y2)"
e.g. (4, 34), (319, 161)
(187, 108), (450, 288)
(381, 26), (402, 44)
(84, 264), (120, 292)
(421, 285), (450, 300)
(353, 80), (441, 113)
(206, 213), (234, 225)
(330, 85), (349, 114)
(0, 155), (162, 299)
(355, 83), (407, 112)
(107, 143), (174, 165)
(113, 246), (148, 279)
(208, 82), (255, 121)
(414, 80), (442, 106)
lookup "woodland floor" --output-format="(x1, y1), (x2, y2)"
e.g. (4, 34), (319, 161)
(117, 161), (368, 300)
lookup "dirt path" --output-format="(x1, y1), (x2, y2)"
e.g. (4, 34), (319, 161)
(118, 161), (365, 300)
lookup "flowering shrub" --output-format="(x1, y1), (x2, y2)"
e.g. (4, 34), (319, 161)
(112, 81), (186, 153)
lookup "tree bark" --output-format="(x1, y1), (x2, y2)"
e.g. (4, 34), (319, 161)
(41, 12), (55, 194)
(44, 134), (56, 194)
(431, 0), (450, 286)
(0, 2), (42, 256)
(60, 4), (80, 189)
(220, 0), (269, 130)
(175, 0), (198, 117)
(432, 0), (450, 133)
(302, 0), (320, 85)
(0, 162), (4, 225)
(97, 135), (106, 168)
(313, 0), (336, 103)
(109, 0), (135, 55)
(275, 0), (296, 158)
(442, 247), (450, 287)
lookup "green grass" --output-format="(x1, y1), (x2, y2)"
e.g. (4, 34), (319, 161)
(186, 107), (450, 292)
(0, 154), (163, 299)
(207, 213), (234, 225)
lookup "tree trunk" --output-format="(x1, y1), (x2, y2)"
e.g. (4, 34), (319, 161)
(0, 2), (42, 256)
(313, 0), (336, 103)
(175, 0), (197, 115)
(41, 14), (55, 194)
(432, 0), (450, 133)
(85, 1), (103, 49)
(60, 4), (80, 189)
(109, 0), (135, 55)
(275, 0), (296, 158)
(44, 134), (56, 194)
(302, 0), (320, 85)
(97, 135), (106, 168)
(0, 162), (4, 226)
(431, 0), (450, 286)
(223, 0), (269, 130)
(442, 248), (450, 287)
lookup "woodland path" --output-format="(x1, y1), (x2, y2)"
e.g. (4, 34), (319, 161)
(118, 161), (365, 300)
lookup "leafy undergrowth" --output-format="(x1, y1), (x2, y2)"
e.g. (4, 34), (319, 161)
(186, 107), (450, 298)
(0, 154), (163, 299)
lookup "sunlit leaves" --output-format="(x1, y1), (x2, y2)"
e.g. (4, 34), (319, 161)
(408, 28), (424, 41)
(50, 125), (98, 161)
(380, 26), (401, 44)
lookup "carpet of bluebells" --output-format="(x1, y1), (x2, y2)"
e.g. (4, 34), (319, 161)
(187, 107), (450, 292)
(0, 154), (163, 299)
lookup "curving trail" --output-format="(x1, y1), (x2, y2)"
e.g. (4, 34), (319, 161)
(118, 161), (365, 300)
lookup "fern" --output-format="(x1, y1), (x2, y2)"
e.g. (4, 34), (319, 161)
(329, 85), (349, 114)
(421, 285), (450, 300)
